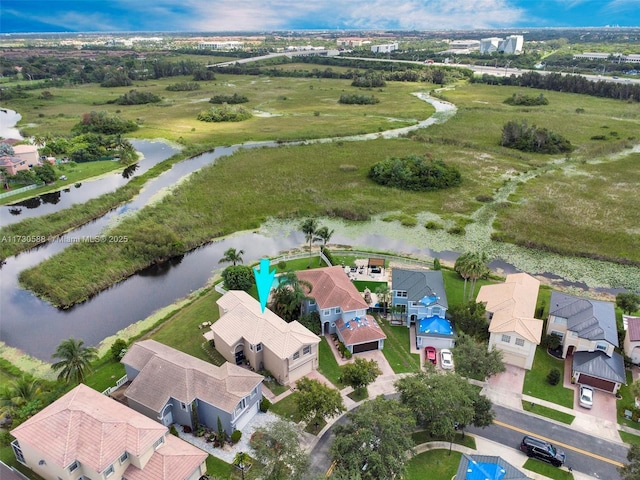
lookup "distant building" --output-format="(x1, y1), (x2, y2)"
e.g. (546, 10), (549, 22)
(573, 52), (640, 63)
(371, 43), (398, 54)
(198, 41), (244, 50)
(336, 38), (370, 48)
(480, 35), (524, 55)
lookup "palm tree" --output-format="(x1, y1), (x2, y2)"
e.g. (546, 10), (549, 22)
(51, 338), (98, 384)
(270, 272), (313, 322)
(300, 218), (318, 267)
(454, 252), (474, 301)
(0, 376), (41, 418)
(314, 226), (334, 249)
(218, 247), (245, 266)
(233, 451), (252, 480)
(375, 284), (391, 318)
(467, 252), (490, 301)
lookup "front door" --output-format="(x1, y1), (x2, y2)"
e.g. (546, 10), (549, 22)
(235, 350), (245, 365)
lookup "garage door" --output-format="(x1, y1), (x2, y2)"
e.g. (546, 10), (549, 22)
(577, 373), (615, 392)
(289, 359), (314, 383)
(353, 341), (379, 353)
(501, 351), (528, 369)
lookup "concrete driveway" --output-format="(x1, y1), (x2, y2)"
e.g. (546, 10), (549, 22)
(573, 384), (618, 422)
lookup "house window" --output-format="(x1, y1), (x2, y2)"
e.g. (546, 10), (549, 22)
(596, 343), (608, 351)
(11, 440), (25, 465)
(395, 291), (407, 298)
(432, 307), (441, 316)
(293, 351), (300, 360)
(153, 436), (164, 450)
(181, 402), (187, 410)
(309, 299), (316, 305)
(515, 338), (525, 347)
(501, 335), (511, 343)
(303, 345), (311, 355)
(119, 452), (128, 464)
(256, 343), (263, 352)
(69, 460), (79, 472)
(550, 331), (564, 342)
(334, 307), (341, 314)
(250, 386), (258, 399)
(249, 344), (254, 351)
(552, 316), (567, 326)
(104, 464), (114, 478)
(323, 309), (330, 316)
(234, 398), (246, 417)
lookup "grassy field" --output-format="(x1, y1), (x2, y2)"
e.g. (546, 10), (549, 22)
(378, 318), (421, 373)
(620, 430), (640, 446)
(523, 347), (574, 408)
(318, 337), (344, 387)
(405, 450), (462, 480)
(523, 459), (574, 480)
(411, 430), (477, 449)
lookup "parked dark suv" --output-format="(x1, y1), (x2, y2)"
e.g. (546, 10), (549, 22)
(520, 435), (566, 467)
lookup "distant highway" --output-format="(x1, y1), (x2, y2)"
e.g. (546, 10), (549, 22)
(208, 51), (640, 86)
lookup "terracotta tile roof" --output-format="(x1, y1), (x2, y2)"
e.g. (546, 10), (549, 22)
(214, 291), (320, 360)
(296, 266), (368, 311)
(123, 340), (263, 413)
(335, 315), (386, 346)
(11, 384), (167, 473)
(626, 316), (640, 342)
(476, 273), (543, 344)
(123, 434), (206, 480)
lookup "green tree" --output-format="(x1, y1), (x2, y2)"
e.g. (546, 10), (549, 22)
(466, 252), (490, 301)
(617, 292), (640, 315)
(330, 396), (415, 480)
(269, 272), (312, 322)
(0, 376), (42, 419)
(233, 451), (252, 479)
(341, 357), (382, 393)
(300, 218), (319, 266)
(51, 338), (98, 384)
(619, 443), (640, 480)
(218, 247), (245, 266)
(453, 333), (505, 380)
(33, 162), (56, 184)
(110, 338), (128, 361)
(454, 252), (474, 300)
(314, 226), (334, 248)
(375, 284), (391, 318)
(395, 370), (494, 444)
(249, 419), (310, 480)
(221, 265), (254, 291)
(294, 377), (345, 423)
(449, 302), (489, 341)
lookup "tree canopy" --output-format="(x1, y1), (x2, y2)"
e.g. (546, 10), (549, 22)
(330, 396), (415, 480)
(449, 301), (489, 341)
(249, 419), (310, 480)
(294, 377), (345, 423)
(221, 265), (254, 291)
(617, 292), (640, 315)
(619, 444), (640, 480)
(341, 357), (382, 392)
(453, 332), (506, 380)
(51, 338), (98, 384)
(368, 155), (462, 191)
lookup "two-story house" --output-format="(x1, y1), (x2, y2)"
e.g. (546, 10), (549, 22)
(122, 339), (263, 434)
(476, 273), (543, 370)
(297, 266), (386, 354)
(547, 291), (625, 393)
(10, 384), (207, 480)
(624, 316), (640, 364)
(211, 290), (321, 385)
(391, 268), (452, 349)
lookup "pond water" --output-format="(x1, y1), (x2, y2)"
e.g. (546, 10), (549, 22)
(0, 108), (23, 140)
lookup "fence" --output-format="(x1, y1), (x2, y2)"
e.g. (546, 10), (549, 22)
(0, 183), (39, 200)
(101, 374), (129, 396)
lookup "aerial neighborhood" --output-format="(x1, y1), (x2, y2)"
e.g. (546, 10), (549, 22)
(1, 22), (640, 480)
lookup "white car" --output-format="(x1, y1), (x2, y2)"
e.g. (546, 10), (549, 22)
(579, 385), (594, 409)
(440, 349), (454, 369)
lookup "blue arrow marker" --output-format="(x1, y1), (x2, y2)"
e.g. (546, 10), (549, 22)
(253, 258), (276, 313)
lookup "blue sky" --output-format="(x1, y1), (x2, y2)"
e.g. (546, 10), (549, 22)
(1, 0), (639, 33)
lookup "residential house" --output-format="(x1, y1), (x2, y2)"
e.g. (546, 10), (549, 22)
(122, 339), (263, 434)
(547, 292), (625, 393)
(212, 290), (320, 385)
(391, 268), (451, 349)
(10, 384), (207, 480)
(0, 144), (41, 175)
(476, 273), (543, 370)
(455, 454), (530, 480)
(624, 316), (640, 364)
(297, 266), (386, 354)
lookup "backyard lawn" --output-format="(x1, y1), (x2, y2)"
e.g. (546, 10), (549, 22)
(523, 347), (574, 408)
(318, 337), (344, 387)
(406, 450), (462, 480)
(378, 318), (421, 373)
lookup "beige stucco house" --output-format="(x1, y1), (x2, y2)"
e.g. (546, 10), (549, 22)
(211, 290), (321, 385)
(10, 384), (207, 480)
(624, 316), (640, 364)
(476, 273), (543, 370)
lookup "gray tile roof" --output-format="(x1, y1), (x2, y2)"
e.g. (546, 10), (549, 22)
(572, 351), (626, 384)
(455, 454), (530, 480)
(549, 291), (618, 346)
(391, 269), (448, 308)
(123, 340), (263, 414)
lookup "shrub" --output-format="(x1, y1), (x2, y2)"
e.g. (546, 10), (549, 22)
(433, 258), (441, 270)
(504, 93), (549, 106)
(590, 135), (607, 140)
(475, 194), (494, 203)
(260, 397), (272, 412)
(547, 368), (561, 386)
(339, 93), (380, 105)
(447, 226), (466, 236)
(222, 265), (254, 291)
(110, 338), (128, 361)
(169, 425), (179, 437)
(113, 89), (161, 105)
(425, 221), (443, 230)
(298, 311), (321, 335)
(166, 82), (201, 91)
(277, 260), (287, 271)
(209, 93), (248, 104)
(501, 120), (573, 154)
(541, 333), (562, 350)
(351, 73), (386, 88)
(369, 155), (462, 191)
(230, 430), (242, 443)
(197, 105), (253, 122)
(575, 108), (585, 114)
(321, 247), (336, 266)
(72, 111), (138, 135)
